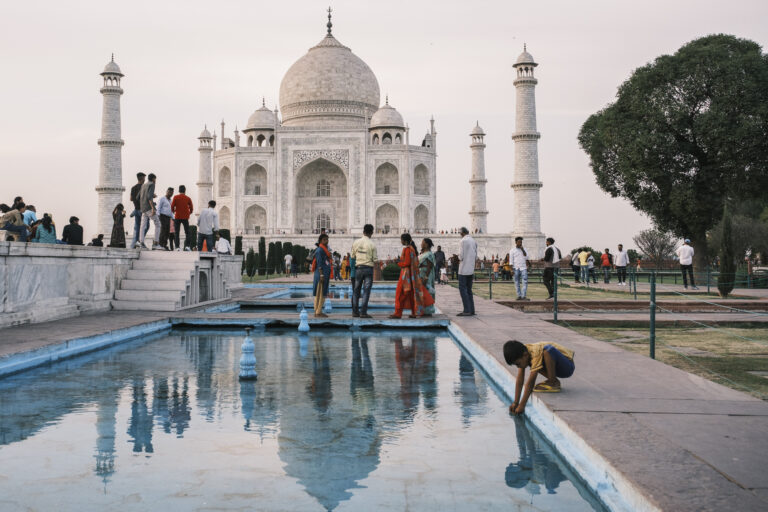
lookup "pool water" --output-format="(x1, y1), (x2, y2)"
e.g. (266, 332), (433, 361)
(259, 285), (396, 301)
(0, 329), (605, 511)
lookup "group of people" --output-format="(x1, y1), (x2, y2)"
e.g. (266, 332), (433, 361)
(1, 196), (87, 246)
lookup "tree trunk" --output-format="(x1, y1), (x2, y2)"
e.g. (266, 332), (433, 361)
(692, 231), (709, 271)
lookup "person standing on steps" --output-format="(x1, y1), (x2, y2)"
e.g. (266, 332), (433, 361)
(171, 185), (193, 251)
(509, 236), (531, 301)
(138, 173), (160, 250)
(157, 187), (174, 251)
(614, 244), (629, 286)
(197, 200), (218, 252)
(312, 233), (333, 318)
(457, 227), (478, 316)
(351, 224), (377, 318)
(542, 237), (561, 300)
(129, 172), (145, 249)
(676, 239), (698, 290)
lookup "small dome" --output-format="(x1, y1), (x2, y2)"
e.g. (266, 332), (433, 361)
(370, 101), (404, 129)
(101, 58), (123, 76)
(246, 104), (277, 130)
(471, 122), (485, 136)
(199, 126), (212, 138)
(515, 47), (536, 66)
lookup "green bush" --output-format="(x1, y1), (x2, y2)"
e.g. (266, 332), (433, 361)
(274, 241), (283, 274)
(257, 237), (266, 275)
(718, 206), (736, 298)
(235, 236), (243, 255)
(382, 263), (400, 281)
(245, 248), (257, 277)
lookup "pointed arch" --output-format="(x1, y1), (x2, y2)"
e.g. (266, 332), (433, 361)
(218, 166), (231, 196)
(375, 163), (399, 194)
(414, 164), (429, 196)
(414, 204), (428, 232)
(244, 204), (267, 234)
(245, 163), (267, 195)
(219, 206), (231, 229)
(375, 204), (399, 234)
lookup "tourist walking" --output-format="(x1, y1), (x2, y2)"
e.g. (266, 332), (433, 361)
(601, 248), (612, 283)
(614, 244), (629, 286)
(577, 249), (590, 285)
(434, 245), (446, 283)
(32, 214), (56, 244)
(542, 237), (561, 300)
(390, 233), (434, 319)
(284, 252), (293, 275)
(457, 227), (477, 316)
(129, 172), (146, 248)
(312, 233), (333, 318)
(109, 203), (126, 248)
(333, 252), (342, 281)
(197, 200), (218, 252)
(587, 253), (597, 283)
(676, 239), (698, 290)
(157, 187), (174, 251)
(418, 238), (437, 316)
(509, 236), (530, 300)
(62, 216), (84, 245)
(0, 203), (29, 242)
(571, 251), (581, 283)
(171, 185), (193, 250)
(139, 173), (160, 249)
(351, 224), (377, 318)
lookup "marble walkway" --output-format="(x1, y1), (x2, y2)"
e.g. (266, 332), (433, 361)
(436, 284), (768, 511)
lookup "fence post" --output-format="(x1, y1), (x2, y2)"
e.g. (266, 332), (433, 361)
(649, 272), (656, 359)
(553, 268), (559, 324)
(489, 269), (493, 300)
(633, 267), (638, 300)
(707, 266), (711, 294)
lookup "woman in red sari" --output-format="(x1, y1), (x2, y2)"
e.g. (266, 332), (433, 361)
(390, 233), (434, 318)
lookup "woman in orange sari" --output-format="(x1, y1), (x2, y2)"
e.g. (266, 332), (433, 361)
(390, 233), (435, 318)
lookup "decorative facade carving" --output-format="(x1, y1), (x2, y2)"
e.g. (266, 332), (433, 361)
(292, 149), (349, 172)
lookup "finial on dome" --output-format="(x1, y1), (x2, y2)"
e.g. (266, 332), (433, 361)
(385, 94), (389, 105)
(327, 6), (333, 35)
(262, 97), (266, 107)
(524, 43), (527, 52)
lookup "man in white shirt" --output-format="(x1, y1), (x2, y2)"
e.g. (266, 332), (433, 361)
(157, 187), (174, 251)
(509, 236), (531, 301)
(213, 233), (231, 255)
(284, 253), (293, 275)
(676, 239), (697, 289)
(458, 227), (478, 316)
(614, 244), (629, 286)
(197, 200), (219, 252)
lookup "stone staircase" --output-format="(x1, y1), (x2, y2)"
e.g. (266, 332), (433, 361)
(112, 251), (231, 311)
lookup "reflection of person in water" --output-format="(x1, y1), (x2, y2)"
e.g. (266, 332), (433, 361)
(454, 354), (487, 427)
(350, 337), (375, 410)
(307, 339), (333, 413)
(505, 416), (566, 495)
(394, 337), (437, 413)
(127, 378), (154, 453)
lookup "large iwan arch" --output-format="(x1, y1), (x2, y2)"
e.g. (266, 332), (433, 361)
(295, 158), (347, 233)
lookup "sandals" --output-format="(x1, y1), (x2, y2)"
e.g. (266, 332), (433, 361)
(534, 382), (561, 393)
(388, 314), (401, 319)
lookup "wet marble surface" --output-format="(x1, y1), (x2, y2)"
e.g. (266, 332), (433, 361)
(0, 329), (604, 511)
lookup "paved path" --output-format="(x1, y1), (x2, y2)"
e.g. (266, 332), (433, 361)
(437, 285), (768, 511)
(527, 311), (768, 326)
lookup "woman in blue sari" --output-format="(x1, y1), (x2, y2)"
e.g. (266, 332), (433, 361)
(312, 234), (333, 317)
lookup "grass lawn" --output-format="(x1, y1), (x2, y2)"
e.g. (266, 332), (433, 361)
(453, 281), (733, 302)
(566, 325), (768, 400)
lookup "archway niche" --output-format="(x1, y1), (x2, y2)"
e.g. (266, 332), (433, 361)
(375, 163), (398, 194)
(295, 158), (347, 233)
(245, 164), (267, 195)
(414, 164), (429, 195)
(218, 166), (231, 196)
(414, 204), (429, 232)
(219, 206), (231, 230)
(375, 204), (399, 234)
(244, 204), (266, 235)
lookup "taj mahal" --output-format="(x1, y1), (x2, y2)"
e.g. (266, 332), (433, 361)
(95, 10), (545, 258)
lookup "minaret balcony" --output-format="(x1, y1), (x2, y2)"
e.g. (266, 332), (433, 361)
(510, 181), (543, 189)
(513, 77), (538, 86)
(97, 139), (125, 146)
(511, 131), (540, 141)
(99, 86), (124, 94)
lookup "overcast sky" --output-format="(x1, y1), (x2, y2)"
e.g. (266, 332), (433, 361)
(1, 0), (766, 251)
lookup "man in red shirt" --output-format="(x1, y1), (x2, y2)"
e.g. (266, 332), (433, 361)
(171, 185), (194, 250)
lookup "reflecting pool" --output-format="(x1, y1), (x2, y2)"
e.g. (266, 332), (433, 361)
(0, 329), (605, 511)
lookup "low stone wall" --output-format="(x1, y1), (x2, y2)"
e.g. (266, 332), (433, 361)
(0, 242), (139, 328)
(218, 254), (244, 289)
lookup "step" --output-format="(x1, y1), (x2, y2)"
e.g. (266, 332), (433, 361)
(126, 269), (192, 281)
(111, 300), (180, 311)
(131, 259), (196, 271)
(137, 251), (200, 261)
(121, 279), (189, 291)
(115, 289), (183, 301)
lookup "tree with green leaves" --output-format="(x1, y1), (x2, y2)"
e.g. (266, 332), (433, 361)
(632, 229), (677, 269)
(718, 206), (736, 298)
(257, 237), (266, 276)
(274, 242), (284, 274)
(245, 248), (257, 278)
(266, 242), (275, 275)
(578, 34), (768, 267)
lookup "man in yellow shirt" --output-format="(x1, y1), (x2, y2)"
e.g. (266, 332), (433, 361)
(503, 340), (575, 415)
(577, 249), (591, 285)
(351, 224), (377, 318)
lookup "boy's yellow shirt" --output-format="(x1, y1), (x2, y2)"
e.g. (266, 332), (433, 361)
(525, 342), (574, 373)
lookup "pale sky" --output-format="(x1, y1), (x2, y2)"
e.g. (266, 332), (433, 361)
(1, 0), (766, 252)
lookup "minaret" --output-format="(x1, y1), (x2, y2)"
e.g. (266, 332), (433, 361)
(197, 126), (213, 219)
(95, 55), (125, 237)
(469, 122), (488, 233)
(511, 45), (545, 256)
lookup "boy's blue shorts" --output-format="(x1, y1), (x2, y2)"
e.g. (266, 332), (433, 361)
(544, 345), (575, 378)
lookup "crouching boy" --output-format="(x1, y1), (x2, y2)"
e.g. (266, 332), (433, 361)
(503, 340), (575, 415)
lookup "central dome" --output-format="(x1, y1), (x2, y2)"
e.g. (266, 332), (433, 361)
(279, 33), (380, 127)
